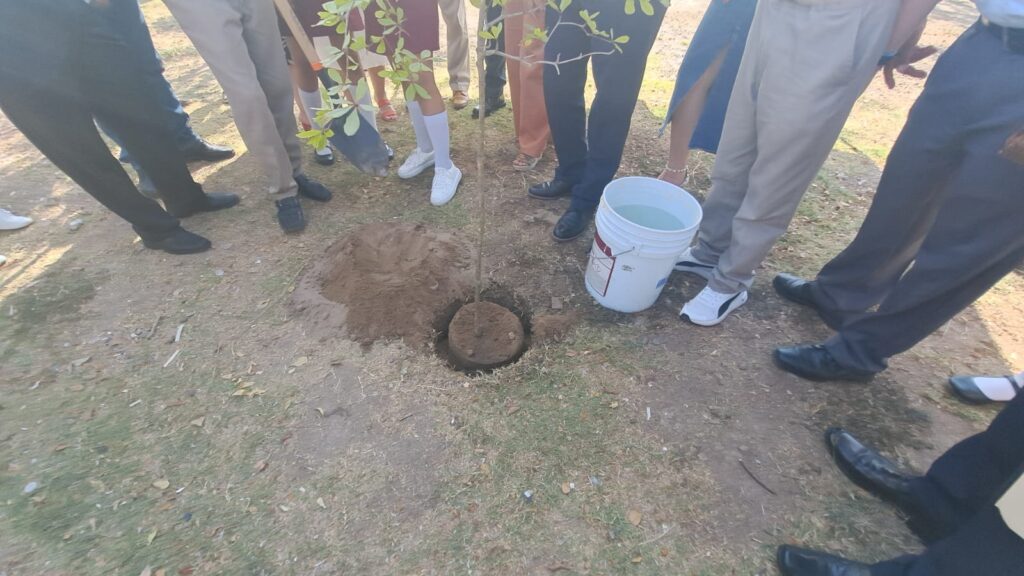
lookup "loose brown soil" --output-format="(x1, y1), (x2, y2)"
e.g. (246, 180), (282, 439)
(293, 222), (474, 346)
(447, 301), (526, 370)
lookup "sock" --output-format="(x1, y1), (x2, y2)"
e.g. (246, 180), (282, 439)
(406, 101), (433, 154)
(422, 110), (452, 169)
(298, 88), (331, 155)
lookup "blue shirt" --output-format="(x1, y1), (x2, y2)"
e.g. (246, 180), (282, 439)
(976, 0), (1024, 27)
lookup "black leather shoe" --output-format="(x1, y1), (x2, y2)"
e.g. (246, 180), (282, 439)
(169, 192), (240, 218)
(552, 209), (590, 242)
(528, 179), (572, 200)
(295, 174), (332, 202)
(949, 374), (1020, 405)
(471, 98), (506, 119)
(314, 148), (336, 166)
(141, 228), (212, 254)
(773, 273), (842, 330)
(825, 427), (918, 509)
(776, 546), (871, 576)
(276, 196), (306, 233)
(773, 345), (876, 382)
(180, 138), (235, 163)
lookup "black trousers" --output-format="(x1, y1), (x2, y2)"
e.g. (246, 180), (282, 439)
(872, 393), (1024, 575)
(484, 0), (507, 103)
(543, 0), (665, 212)
(0, 1), (207, 241)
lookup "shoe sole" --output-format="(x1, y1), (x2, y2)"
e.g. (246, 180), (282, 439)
(142, 240), (212, 255)
(551, 226), (587, 243)
(314, 155), (336, 166)
(169, 197), (241, 219)
(680, 291), (748, 327)
(771, 349), (875, 382)
(430, 173), (463, 206)
(528, 190), (570, 201)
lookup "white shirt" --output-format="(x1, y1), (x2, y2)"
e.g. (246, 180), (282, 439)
(976, 0), (1024, 27)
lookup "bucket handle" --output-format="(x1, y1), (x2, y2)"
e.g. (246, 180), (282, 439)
(592, 244), (641, 262)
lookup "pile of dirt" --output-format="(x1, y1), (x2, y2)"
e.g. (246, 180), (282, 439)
(447, 301), (526, 371)
(293, 223), (474, 346)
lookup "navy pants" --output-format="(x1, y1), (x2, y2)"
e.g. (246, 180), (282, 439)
(871, 393), (1024, 575)
(97, 0), (199, 187)
(543, 0), (665, 212)
(806, 23), (1024, 373)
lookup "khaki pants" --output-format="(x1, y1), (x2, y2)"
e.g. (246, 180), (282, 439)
(504, 0), (549, 158)
(692, 0), (899, 293)
(438, 0), (471, 92)
(164, 0), (302, 199)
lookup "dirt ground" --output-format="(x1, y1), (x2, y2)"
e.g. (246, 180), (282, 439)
(1, 1), (1020, 575)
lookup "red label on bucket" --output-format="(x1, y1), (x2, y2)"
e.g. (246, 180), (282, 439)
(586, 231), (615, 297)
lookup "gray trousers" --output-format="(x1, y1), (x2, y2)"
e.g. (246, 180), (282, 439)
(164, 0), (302, 199)
(438, 0), (471, 92)
(691, 0), (898, 294)
(812, 24), (1024, 373)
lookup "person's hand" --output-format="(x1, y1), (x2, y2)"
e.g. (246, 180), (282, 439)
(883, 43), (938, 89)
(1001, 129), (1024, 166)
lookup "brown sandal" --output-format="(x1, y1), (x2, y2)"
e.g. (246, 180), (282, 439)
(513, 152), (540, 171)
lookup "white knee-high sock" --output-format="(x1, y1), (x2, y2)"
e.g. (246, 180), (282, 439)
(298, 88), (331, 154)
(422, 110), (452, 169)
(406, 101), (433, 153)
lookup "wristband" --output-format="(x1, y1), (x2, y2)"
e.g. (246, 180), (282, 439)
(877, 50), (899, 67)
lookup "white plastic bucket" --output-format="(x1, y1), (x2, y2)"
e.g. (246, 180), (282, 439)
(585, 177), (703, 313)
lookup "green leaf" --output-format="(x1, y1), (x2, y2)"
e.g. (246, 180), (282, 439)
(343, 110), (360, 136)
(624, 0), (635, 15)
(639, 0), (654, 16)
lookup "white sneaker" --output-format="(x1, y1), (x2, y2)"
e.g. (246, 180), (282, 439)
(397, 148), (435, 179)
(674, 247), (715, 280)
(0, 209), (33, 231)
(680, 285), (748, 326)
(430, 164), (462, 206)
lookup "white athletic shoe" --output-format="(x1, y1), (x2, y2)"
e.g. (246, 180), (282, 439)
(397, 148), (436, 179)
(680, 285), (748, 326)
(0, 209), (33, 231)
(430, 164), (462, 206)
(674, 247), (715, 280)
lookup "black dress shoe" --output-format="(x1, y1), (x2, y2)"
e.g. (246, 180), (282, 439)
(528, 179), (573, 200)
(276, 196), (306, 233)
(471, 98), (506, 119)
(141, 228), (212, 255)
(773, 273), (842, 330)
(314, 148), (336, 166)
(825, 427), (918, 508)
(180, 138), (235, 163)
(776, 546), (871, 576)
(949, 374), (1020, 405)
(552, 209), (591, 242)
(294, 174), (332, 202)
(169, 192), (240, 218)
(773, 345), (876, 382)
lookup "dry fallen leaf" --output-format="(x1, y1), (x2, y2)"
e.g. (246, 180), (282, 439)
(254, 460), (268, 473)
(631, 555), (643, 564)
(561, 482), (571, 495)
(152, 479), (170, 490)
(178, 567), (194, 576)
(139, 567), (153, 576)
(146, 527), (158, 545)
(609, 401), (620, 409)
(155, 569), (166, 576)
(292, 356), (309, 367)
(316, 497), (326, 509)
(278, 504), (290, 512)
(189, 416), (205, 428)
(627, 509), (642, 526)
(52, 444), (69, 452)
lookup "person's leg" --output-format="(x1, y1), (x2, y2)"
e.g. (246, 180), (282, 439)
(0, 87), (181, 241)
(542, 2), (590, 186)
(515, 0), (551, 160)
(810, 25), (988, 320)
(569, 0), (666, 213)
(659, 47), (728, 186)
(437, 0), (471, 95)
(485, 0), (507, 105)
(164, 0), (298, 199)
(285, 36), (333, 161)
(705, 0), (897, 295)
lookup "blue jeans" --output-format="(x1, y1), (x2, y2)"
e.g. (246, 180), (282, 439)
(96, 0), (199, 189)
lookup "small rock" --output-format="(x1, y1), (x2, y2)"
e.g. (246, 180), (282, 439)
(23, 481), (39, 495)
(589, 475), (602, 487)
(521, 490), (534, 503)
(68, 219), (84, 232)
(551, 297), (563, 310)
(213, 269), (225, 277)
(182, 512), (192, 522)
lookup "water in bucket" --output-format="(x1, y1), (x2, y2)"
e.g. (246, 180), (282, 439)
(614, 204), (686, 231)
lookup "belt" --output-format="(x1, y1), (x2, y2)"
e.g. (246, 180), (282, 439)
(980, 17), (1024, 54)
